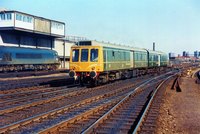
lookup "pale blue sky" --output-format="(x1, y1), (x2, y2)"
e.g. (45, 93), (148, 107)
(1, 0), (200, 55)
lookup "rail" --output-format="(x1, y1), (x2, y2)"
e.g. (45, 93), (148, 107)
(132, 73), (177, 134)
(82, 74), (167, 134)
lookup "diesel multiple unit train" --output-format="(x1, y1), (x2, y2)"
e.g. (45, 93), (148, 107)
(0, 46), (60, 72)
(69, 40), (168, 85)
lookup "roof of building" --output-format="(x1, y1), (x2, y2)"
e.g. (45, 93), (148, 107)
(0, 10), (65, 24)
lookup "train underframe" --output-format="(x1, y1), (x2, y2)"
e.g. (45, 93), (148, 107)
(0, 64), (59, 72)
(76, 66), (168, 86)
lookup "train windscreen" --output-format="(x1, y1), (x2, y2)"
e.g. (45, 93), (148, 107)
(72, 49), (79, 62)
(90, 49), (98, 62)
(81, 49), (88, 62)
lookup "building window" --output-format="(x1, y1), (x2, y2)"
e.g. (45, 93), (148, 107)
(23, 15), (27, 22)
(6, 13), (11, 20)
(0, 13), (12, 20)
(51, 22), (64, 29)
(16, 13), (22, 21)
(27, 16), (33, 23)
(0, 14), (5, 20)
(16, 13), (33, 23)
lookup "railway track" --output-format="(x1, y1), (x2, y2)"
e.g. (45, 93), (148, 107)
(0, 86), (85, 110)
(82, 73), (177, 134)
(39, 72), (177, 134)
(0, 75), (152, 133)
(0, 75), (68, 92)
(133, 74), (178, 134)
(0, 71), (178, 133)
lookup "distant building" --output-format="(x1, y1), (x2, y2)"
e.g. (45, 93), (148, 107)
(169, 52), (176, 59)
(194, 51), (199, 58)
(183, 51), (186, 57)
(183, 51), (189, 57)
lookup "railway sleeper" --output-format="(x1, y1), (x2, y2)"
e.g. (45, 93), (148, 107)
(98, 124), (131, 132)
(140, 126), (155, 131)
(143, 119), (157, 124)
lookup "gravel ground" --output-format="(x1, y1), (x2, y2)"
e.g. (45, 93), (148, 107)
(155, 75), (200, 134)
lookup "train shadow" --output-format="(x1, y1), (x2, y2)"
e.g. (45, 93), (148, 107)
(40, 78), (74, 87)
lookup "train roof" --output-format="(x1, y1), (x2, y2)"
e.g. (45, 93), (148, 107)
(77, 40), (147, 52)
(147, 49), (167, 55)
(0, 46), (57, 53)
(76, 40), (167, 55)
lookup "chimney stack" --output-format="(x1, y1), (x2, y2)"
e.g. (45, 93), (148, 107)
(153, 42), (155, 51)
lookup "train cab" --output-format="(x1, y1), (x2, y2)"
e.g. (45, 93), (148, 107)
(69, 45), (104, 81)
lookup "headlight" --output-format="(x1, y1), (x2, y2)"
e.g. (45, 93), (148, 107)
(69, 70), (76, 77)
(90, 71), (97, 78)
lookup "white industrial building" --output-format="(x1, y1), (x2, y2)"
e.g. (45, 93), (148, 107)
(0, 10), (79, 69)
(54, 38), (75, 69)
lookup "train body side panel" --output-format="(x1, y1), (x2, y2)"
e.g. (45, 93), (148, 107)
(148, 52), (159, 67)
(102, 47), (132, 71)
(133, 50), (148, 68)
(160, 54), (168, 66)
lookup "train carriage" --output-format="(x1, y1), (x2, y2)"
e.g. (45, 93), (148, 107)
(147, 50), (168, 67)
(159, 52), (168, 67)
(0, 46), (59, 71)
(147, 50), (160, 67)
(69, 40), (168, 85)
(132, 48), (148, 68)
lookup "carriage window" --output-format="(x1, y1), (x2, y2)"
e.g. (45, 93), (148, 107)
(16, 53), (42, 59)
(81, 49), (88, 62)
(72, 49), (79, 62)
(112, 51), (115, 57)
(90, 49), (98, 62)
